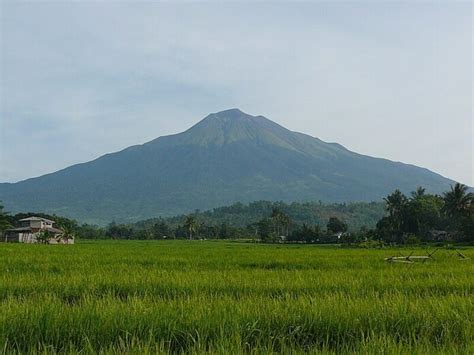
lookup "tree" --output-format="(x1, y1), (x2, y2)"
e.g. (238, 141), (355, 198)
(271, 208), (282, 236)
(442, 183), (473, 218)
(76, 224), (105, 239)
(219, 223), (231, 239)
(270, 208), (291, 236)
(106, 222), (133, 239)
(256, 218), (273, 242)
(404, 194), (444, 237)
(151, 221), (170, 239)
(36, 230), (51, 244)
(382, 190), (408, 239)
(280, 213), (291, 237)
(326, 217), (348, 234)
(288, 223), (313, 243)
(376, 216), (395, 243)
(59, 223), (75, 244)
(442, 183), (474, 241)
(376, 185), (473, 243)
(0, 202), (12, 238)
(383, 190), (407, 219)
(411, 186), (426, 199)
(184, 215), (198, 240)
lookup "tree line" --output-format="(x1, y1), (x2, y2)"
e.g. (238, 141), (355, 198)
(0, 183), (472, 244)
(375, 184), (472, 243)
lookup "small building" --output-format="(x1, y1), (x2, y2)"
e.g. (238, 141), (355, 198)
(3, 217), (73, 244)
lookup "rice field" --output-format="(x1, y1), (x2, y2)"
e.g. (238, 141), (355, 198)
(0, 241), (472, 354)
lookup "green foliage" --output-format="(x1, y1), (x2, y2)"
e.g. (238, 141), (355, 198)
(159, 200), (386, 232)
(326, 216), (348, 234)
(59, 223), (75, 243)
(255, 218), (273, 242)
(0, 202), (12, 235)
(404, 194), (444, 235)
(0, 241), (472, 353)
(36, 229), (51, 244)
(184, 215), (198, 240)
(377, 185), (473, 243)
(105, 222), (133, 240)
(443, 183), (473, 218)
(287, 224), (322, 243)
(270, 207), (291, 236)
(2, 184), (472, 244)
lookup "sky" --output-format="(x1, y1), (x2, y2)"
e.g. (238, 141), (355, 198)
(0, 1), (472, 185)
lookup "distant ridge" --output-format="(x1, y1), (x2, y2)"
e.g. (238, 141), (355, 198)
(0, 108), (456, 224)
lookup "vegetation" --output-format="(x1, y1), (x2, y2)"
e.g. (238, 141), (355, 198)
(144, 200), (386, 231)
(36, 229), (52, 244)
(326, 216), (348, 234)
(376, 183), (473, 243)
(0, 200), (386, 241)
(1, 184), (472, 245)
(184, 215), (198, 240)
(0, 241), (472, 353)
(0, 184), (471, 352)
(0, 203), (12, 236)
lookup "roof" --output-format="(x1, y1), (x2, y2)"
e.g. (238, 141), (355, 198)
(19, 216), (55, 223)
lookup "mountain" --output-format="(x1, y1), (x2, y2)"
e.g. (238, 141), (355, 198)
(0, 108), (456, 224)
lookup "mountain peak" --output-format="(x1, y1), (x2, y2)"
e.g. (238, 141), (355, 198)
(176, 108), (293, 148)
(215, 108), (246, 116)
(206, 108), (254, 121)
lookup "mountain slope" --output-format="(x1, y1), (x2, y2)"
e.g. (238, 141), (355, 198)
(0, 109), (456, 224)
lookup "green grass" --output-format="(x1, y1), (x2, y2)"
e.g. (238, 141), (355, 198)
(0, 241), (472, 354)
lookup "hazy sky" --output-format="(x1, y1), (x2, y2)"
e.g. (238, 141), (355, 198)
(1, 1), (472, 185)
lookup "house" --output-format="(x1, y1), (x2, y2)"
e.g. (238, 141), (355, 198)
(3, 217), (73, 244)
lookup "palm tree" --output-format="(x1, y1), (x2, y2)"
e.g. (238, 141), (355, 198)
(184, 215), (198, 240)
(443, 183), (473, 218)
(60, 224), (75, 244)
(411, 186), (426, 199)
(280, 213), (291, 236)
(383, 190), (407, 236)
(270, 207), (291, 236)
(383, 190), (407, 217)
(271, 207), (282, 235)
